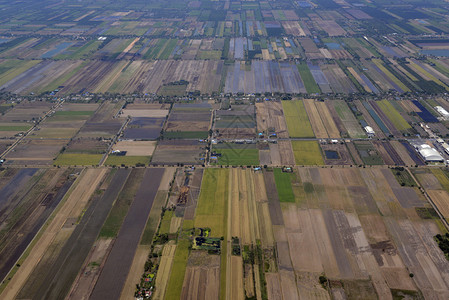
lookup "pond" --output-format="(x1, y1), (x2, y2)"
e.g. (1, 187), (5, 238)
(325, 150), (339, 159)
(420, 49), (449, 57)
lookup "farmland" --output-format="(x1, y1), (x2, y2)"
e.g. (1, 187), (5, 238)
(1, 161), (449, 299)
(291, 141), (324, 165)
(376, 100), (412, 132)
(282, 100), (314, 138)
(164, 103), (212, 139)
(3, 0), (449, 298)
(54, 153), (102, 166)
(194, 168), (229, 237)
(212, 143), (259, 166)
(256, 101), (289, 138)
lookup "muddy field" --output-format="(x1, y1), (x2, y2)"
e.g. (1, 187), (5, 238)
(6, 139), (68, 165)
(215, 107), (256, 139)
(65, 138), (109, 154)
(108, 60), (223, 95)
(181, 251), (220, 299)
(287, 167), (448, 299)
(123, 117), (164, 140)
(277, 140), (296, 165)
(0, 101), (52, 123)
(91, 168), (164, 300)
(151, 140), (205, 165)
(256, 101), (289, 138)
(0, 168), (108, 299)
(121, 103), (169, 118)
(1, 60), (83, 95)
(4, 165), (445, 300)
(165, 103), (211, 133)
(15, 168), (129, 300)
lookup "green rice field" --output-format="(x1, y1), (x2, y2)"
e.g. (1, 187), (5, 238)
(282, 100), (315, 138)
(291, 141), (324, 165)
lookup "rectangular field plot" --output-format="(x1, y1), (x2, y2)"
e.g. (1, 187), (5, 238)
(376, 100), (411, 132)
(151, 140), (205, 165)
(282, 100), (314, 138)
(321, 143), (354, 165)
(120, 103), (169, 118)
(75, 102), (125, 139)
(215, 105), (256, 139)
(0, 101), (52, 123)
(0, 60), (84, 95)
(291, 141), (324, 165)
(331, 101), (365, 138)
(112, 140), (156, 156)
(64, 138), (109, 154)
(104, 155), (151, 166)
(90, 168), (165, 300)
(372, 140), (404, 166)
(224, 61), (307, 94)
(107, 60), (223, 95)
(53, 153), (102, 166)
(164, 103), (211, 139)
(211, 143), (259, 166)
(354, 141), (384, 165)
(303, 99), (340, 138)
(273, 168), (295, 202)
(123, 117), (164, 140)
(5, 139), (68, 165)
(0, 168), (78, 288)
(368, 100), (410, 137)
(0, 59), (42, 88)
(256, 101), (289, 138)
(194, 168), (229, 237)
(274, 167), (449, 300)
(0, 123), (32, 138)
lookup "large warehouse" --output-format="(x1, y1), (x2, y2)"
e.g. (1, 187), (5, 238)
(416, 144), (444, 162)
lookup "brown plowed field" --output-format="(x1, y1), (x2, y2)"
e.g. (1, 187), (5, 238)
(181, 251), (221, 300)
(303, 99), (328, 138)
(256, 102), (289, 138)
(90, 168), (164, 300)
(0, 168), (106, 300)
(278, 140), (295, 165)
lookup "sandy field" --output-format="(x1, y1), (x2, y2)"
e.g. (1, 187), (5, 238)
(113, 140), (157, 156)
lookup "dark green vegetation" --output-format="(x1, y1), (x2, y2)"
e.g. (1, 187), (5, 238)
(391, 167), (416, 187)
(391, 289), (423, 300)
(435, 233), (449, 260)
(415, 207), (439, 219)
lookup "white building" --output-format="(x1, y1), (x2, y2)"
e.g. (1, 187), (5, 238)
(435, 106), (449, 118)
(416, 144), (444, 162)
(364, 126), (375, 137)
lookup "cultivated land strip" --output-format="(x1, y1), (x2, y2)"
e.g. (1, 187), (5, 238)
(90, 168), (165, 300)
(22, 168), (130, 300)
(0, 168), (106, 299)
